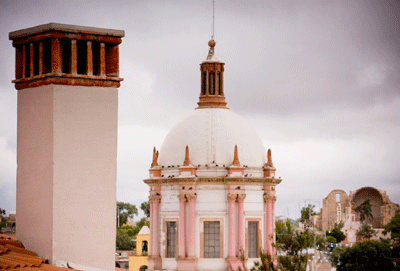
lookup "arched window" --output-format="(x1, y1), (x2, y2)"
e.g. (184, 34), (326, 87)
(209, 71), (215, 95)
(217, 72), (221, 95)
(202, 71), (207, 95)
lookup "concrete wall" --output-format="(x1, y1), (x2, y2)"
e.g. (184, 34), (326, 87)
(17, 84), (118, 271)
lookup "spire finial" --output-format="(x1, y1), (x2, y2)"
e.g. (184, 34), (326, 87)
(267, 149), (273, 167)
(232, 145), (241, 166)
(151, 147), (159, 168)
(183, 145), (191, 166)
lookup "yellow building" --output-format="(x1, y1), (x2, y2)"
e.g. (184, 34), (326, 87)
(129, 226), (149, 271)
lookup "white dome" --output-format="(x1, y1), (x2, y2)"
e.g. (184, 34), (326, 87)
(158, 108), (267, 168)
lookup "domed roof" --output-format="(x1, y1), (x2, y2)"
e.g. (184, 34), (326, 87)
(158, 108), (267, 168)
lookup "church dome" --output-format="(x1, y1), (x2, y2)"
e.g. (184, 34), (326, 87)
(148, 40), (275, 179)
(158, 108), (267, 168)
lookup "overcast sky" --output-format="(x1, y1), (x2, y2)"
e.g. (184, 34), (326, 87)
(0, 0), (399, 219)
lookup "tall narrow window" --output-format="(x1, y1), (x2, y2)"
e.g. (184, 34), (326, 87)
(209, 72), (215, 95)
(204, 221), (220, 258)
(336, 193), (340, 202)
(166, 221), (176, 258)
(202, 71), (207, 95)
(248, 221), (258, 258)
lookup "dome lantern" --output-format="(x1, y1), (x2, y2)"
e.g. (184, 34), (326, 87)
(197, 40), (228, 109)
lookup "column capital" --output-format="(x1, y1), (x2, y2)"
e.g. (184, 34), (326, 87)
(186, 193), (197, 202)
(178, 194), (187, 202)
(149, 194), (162, 203)
(263, 193), (276, 202)
(227, 193), (237, 202)
(237, 194), (246, 202)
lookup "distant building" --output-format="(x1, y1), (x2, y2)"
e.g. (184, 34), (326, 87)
(144, 40), (281, 271)
(129, 226), (150, 271)
(321, 187), (399, 232)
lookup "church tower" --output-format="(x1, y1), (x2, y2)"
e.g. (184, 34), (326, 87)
(145, 40), (281, 271)
(9, 23), (124, 271)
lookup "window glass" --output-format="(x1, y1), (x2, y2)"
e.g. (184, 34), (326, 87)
(248, 221), (258, 258)
(204, 221), (220, 258)
(166, 221), (176, 258)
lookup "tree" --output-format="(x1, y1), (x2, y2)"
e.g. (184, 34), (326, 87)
(354, 200), (373, 223)
(116, 228), (135, 250)
(116, 201), (138, 228)
(275, 219), (314, 271)
(326, 235), (337, 244)
(383, 209), (400, 244)
(132, 217), (150, 236)
(356, 223), (376, 241)
(329, 240), (394, 271)
(383, 209), (400, 268)
(0, 208), (6, 216)
(326, 226), (346, 244)
(300, 204), (316, 228)
(140, 201), (150, 218)
(250, 250), (277, 271)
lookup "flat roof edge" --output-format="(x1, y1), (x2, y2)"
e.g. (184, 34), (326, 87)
(9, 22), (125, 40)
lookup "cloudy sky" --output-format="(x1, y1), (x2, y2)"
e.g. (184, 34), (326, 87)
(0, 0), (399, 219)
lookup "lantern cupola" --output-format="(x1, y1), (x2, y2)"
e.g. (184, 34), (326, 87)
(197, 40), (228, 109)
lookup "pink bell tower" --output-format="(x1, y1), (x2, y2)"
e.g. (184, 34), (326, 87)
(9, 23), (124, 271)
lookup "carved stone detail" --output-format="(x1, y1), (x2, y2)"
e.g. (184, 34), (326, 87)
(177, 194), (187, 202)
(263, 193), (276, 202)
(237, 194), (246, 202)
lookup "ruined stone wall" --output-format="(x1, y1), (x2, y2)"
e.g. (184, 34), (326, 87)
(321, 190), (349, 231)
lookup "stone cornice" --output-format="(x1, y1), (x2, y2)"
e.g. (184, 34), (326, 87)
(13, 73), (122, 90)
(143, 176), (282, 185)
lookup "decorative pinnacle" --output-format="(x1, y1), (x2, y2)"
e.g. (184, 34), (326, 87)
(183, 145), (191, 166)
(266, 148), (273, 167)
(208, 39), (216, 48)
(151, 147), (159, 168)
(232, 145), (241, 166)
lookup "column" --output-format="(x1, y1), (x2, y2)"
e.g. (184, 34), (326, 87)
(187, 193), (197, 259)
(237, 194), (246, 256)
(38, 42), (43, 75)
(149, 196), (154, 257)
(100, 42), (106, 76)
(271, 198), (276, 256)
(29, 43), (34, 77)
(153, 195), (161, 257)
(86, 41), (93, 76)
(227, 193), (237, 258)
(51, 38), (62, 73)
(178, 194), (187, 258)
(106, 45), (119, 77)
(71, 40), (77, 75)
(264, 194), (276, 255)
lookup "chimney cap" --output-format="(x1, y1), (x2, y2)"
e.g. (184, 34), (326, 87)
(9, 22), (125, 41)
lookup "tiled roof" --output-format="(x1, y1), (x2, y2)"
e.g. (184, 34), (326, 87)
(0, 234), (74, 271)
(0, 235), (122, 271)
